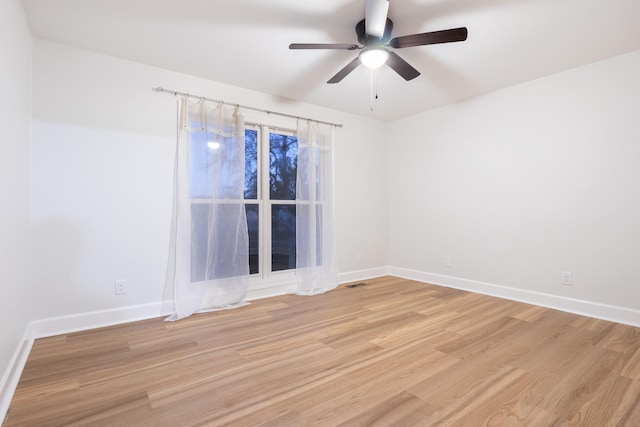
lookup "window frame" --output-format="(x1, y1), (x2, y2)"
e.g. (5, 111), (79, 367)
(245, 123), (299, 290)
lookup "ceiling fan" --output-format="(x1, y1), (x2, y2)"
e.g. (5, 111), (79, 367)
(289, 0), (468, 84)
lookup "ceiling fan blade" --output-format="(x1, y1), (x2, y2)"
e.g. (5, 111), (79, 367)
(289, 43), (360, 50)
(327, 57), (361, 84)
(386, 51), (420, 81)
(389, 27), (468, 49)
(365, 0), (389, 38)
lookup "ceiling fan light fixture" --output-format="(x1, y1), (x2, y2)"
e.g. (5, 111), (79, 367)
(359, 48), (389, 69)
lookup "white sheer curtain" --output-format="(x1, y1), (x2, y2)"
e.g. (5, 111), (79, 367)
(165, 98), (250, 321)
(293, 121), (339, 294)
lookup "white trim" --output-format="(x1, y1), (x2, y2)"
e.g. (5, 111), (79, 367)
(247, 283), (291, 301)
(22, 266), (640, 340)
(30, 302), (165, 339)
(1, 324), (34, 423)
(338, 266), (391, 285)
(389, 266), (640, 327)
(25, 277), (297, 340)
(248, 272), (297, 300)
(26, 268), (389, 340)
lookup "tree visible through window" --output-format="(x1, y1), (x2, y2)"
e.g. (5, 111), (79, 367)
(244, 129), (259, 274)
(237, 128), (298, 276)
(269, 133), (297, 271)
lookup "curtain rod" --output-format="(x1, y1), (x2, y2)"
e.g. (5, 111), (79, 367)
(152, 87), (343, 128)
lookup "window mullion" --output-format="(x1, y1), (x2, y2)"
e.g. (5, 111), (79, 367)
(260, 125), (272, 278)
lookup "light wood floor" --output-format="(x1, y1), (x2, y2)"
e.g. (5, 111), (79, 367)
(5, 276), (640, 426)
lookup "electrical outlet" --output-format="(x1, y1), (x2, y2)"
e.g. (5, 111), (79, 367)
(115, 279), (127, 295)
(560, 271), (572, 286)
(444, 256), (452, 267)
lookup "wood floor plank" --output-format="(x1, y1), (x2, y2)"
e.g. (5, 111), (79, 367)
(334, 391), (434, 427)
(596, 323), (640, 353)
(567, 370), (640, 426)
(621, 347), (640, 380)
(440, 372), (561, 427)
(5, 276), (640, 426)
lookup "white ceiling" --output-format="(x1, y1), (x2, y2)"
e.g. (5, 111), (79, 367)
(22, 0), (640, 121)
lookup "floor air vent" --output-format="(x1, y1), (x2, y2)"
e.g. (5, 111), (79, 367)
(346, 282), (368, 288)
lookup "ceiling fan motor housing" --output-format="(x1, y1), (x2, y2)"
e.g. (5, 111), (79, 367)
(357, 18), (393, 46)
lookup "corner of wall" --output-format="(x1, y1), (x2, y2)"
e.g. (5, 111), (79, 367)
(0, 324), (34, 423)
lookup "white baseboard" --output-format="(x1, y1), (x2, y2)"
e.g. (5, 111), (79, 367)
(338, 266), (390, 284)
(30, 302), (165, 339)
(1, 324), (34, 424)
(389, 266), (640, 327)
(33, 264), (639, 340)
(28, 268), (392, 339)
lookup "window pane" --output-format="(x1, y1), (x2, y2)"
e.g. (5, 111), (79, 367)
(270, 133), (297, 200)
(189, 130), (244, 199)
(245, 204), (259, 274)
(245, 129), (258, 199)
(272, 204), (296, 271)
(191, 203), (248, 282)
(189, 131), (214, 199)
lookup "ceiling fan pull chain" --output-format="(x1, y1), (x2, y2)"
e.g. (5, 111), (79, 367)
(370, 70), (374, 111)
(369, 70), (381, 111)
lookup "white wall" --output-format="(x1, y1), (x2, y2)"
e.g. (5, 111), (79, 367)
(0, 0), (32, 395)
(31, 40), (389, 320)
(388, 50), (640, 319)
(0, 0), (33, 420)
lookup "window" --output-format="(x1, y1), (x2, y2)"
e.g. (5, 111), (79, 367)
(191, 124), (298, 281)
(268, 132), (298, 272)
(251, 127), (298, 276)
